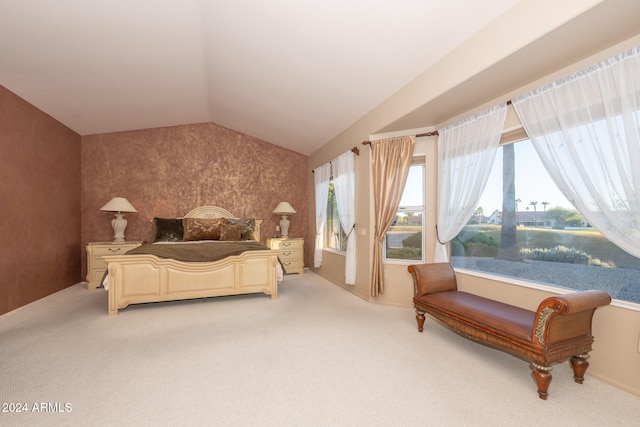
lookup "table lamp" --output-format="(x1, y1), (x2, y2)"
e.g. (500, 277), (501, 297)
(100, 197), (137, 242)
(272, 202), (296, 238)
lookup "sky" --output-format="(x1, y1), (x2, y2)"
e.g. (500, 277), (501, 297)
(398, 139), (574, 214)
(478, 140), (573, 214)
(399, 164), (424, 207)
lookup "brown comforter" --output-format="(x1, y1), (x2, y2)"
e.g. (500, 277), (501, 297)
(125, 241), (271, 263)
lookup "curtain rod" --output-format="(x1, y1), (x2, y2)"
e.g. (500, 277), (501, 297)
(362, 130), (439, 146)
(362, 101), (513, 145)
(311, 146), (359, 173)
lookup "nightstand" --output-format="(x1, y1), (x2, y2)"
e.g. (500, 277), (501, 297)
(86, 241), (142, 289)
(266, 237), (304, 275)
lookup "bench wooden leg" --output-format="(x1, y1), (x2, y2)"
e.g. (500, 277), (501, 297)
(531, 363), (553, 400)
(416, 311), (426, 332)
(570, 353), (590, 384)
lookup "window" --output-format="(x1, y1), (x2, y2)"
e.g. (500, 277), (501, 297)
(326, 181), (348, 252)
(451, 139), (640, 304)
(385, 161), (425, 261)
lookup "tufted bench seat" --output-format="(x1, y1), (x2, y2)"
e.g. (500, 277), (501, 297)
(408, 262), (611, 399)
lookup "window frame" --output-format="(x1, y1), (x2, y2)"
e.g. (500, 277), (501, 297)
(384, 158), (426, 264)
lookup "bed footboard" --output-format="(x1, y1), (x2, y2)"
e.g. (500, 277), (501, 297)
(105, 251), (280, 315)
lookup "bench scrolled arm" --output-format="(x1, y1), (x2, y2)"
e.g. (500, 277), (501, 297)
(533, 290), (611, 347)
(408, 263), (457, 297)
(545, 290), (611, 314)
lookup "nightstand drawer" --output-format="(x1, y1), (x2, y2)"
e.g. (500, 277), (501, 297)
(91, 245), (133, 256)
(275, 240), (303, 250)
(86, 241), (142, 289)
(278, 250), (301, 261)
(280, 260), (304, 272)
(92, 257), (108, 270)
(266, 238), (304, 275)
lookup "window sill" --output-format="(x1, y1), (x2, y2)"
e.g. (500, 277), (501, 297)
(454, 267), (640, 312)
(383, 258), (424, 265)
(323, 248), (345, 256)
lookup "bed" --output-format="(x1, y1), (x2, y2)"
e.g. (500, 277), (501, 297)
(103, 206), (282, 315)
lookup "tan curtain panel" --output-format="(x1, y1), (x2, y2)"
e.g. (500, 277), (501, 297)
(370, 135), (415, 296)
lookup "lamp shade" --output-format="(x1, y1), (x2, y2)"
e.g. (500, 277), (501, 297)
(100, 197), (137, 213)
(272, 202), (296, 215)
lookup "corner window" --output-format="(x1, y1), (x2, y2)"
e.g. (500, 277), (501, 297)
(385, 160), (425, 261)
(451, 139), (640, 304)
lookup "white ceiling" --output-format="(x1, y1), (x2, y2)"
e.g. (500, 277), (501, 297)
(0, 0), (522, 155)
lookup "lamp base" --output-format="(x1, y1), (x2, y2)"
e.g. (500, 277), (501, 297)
(111, 212), (128, 242)
(279, 215), (291, 239)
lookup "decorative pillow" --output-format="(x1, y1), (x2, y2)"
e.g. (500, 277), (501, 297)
(226, 218), (256, 240)
(182, 217), (227, 241)
(219, 223), (243, 241)
(152, 217), (184, 242)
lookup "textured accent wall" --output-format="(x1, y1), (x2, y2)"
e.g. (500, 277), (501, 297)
(81, 123), (308, 277)
(0, 85), (81, 315)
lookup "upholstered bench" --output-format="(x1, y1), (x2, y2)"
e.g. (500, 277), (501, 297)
(408, 262), (611, 399)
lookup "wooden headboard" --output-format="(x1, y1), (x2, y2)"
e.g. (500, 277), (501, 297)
(182, 206), (263, 242)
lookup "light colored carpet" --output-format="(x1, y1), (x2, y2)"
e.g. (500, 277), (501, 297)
(1, 272), (638, 426)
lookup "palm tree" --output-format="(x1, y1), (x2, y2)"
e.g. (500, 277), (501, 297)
(499, 144), (519, 260)
(529, 201), (538, 227)
(541, 201), (549, 227)
(474, 206), (484, 223)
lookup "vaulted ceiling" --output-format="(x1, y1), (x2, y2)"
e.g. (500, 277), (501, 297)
(1, 1), (639, 156)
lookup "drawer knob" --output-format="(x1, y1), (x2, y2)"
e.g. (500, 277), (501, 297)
(282, 252), (291, 256)
(108, 247), (122, 252)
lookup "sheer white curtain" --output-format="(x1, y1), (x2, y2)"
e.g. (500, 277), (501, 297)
(512, 46), (640, 259)
(332, 151), (356, 284)
(313, 162), (331, 268)
(435, 104), (507, 262)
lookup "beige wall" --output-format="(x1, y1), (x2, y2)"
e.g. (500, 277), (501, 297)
(0, 85), (81, 315)
(81, 123), (309, 278)
(308, 7), (640, 396)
